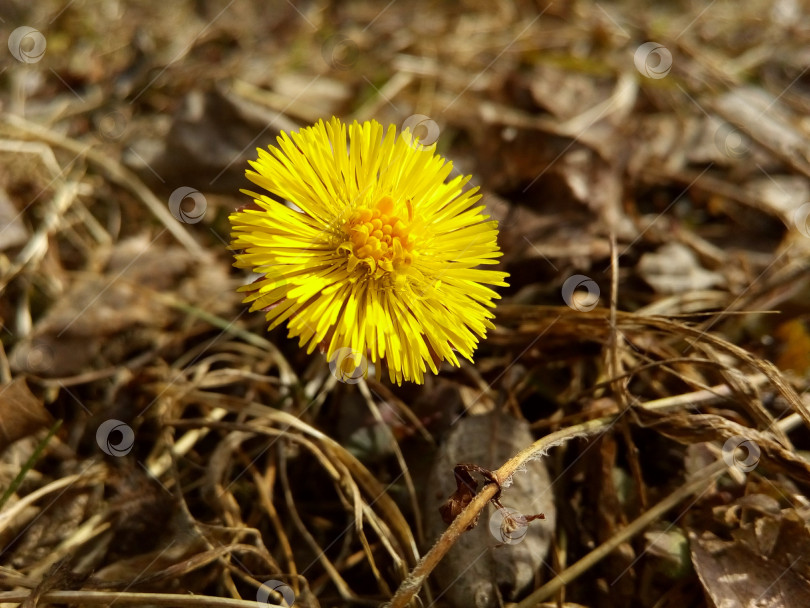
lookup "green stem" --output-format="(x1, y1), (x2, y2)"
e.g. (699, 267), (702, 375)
(0, 419), (62, 511)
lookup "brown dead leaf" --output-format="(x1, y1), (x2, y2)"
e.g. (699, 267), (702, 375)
(637, 242), (726, 294)
(691, 508), (810, 608)
(528, 64), (610, 122)
(709, 86), (810, 179)
(438, 464), (486, 530)
(0, 378), (53, 451)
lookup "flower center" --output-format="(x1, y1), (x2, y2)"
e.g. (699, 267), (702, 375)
(342, 196), (414, 275)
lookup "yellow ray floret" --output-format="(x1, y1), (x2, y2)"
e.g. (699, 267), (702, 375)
(229, 116), (509, 385)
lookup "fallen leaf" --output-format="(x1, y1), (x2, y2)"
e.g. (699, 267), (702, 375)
(690, 508), (810, 608)
(638, 242), (726, 294)
(0, 378), (53, 451)
(437, 466), (479, 528)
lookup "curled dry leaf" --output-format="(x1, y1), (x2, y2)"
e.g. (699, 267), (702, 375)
(437, 463), (485, 531)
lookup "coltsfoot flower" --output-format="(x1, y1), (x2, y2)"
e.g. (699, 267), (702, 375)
(229, 117), (508, 385)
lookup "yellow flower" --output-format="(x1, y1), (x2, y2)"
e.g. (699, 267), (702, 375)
(229, 117), (509, 385)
